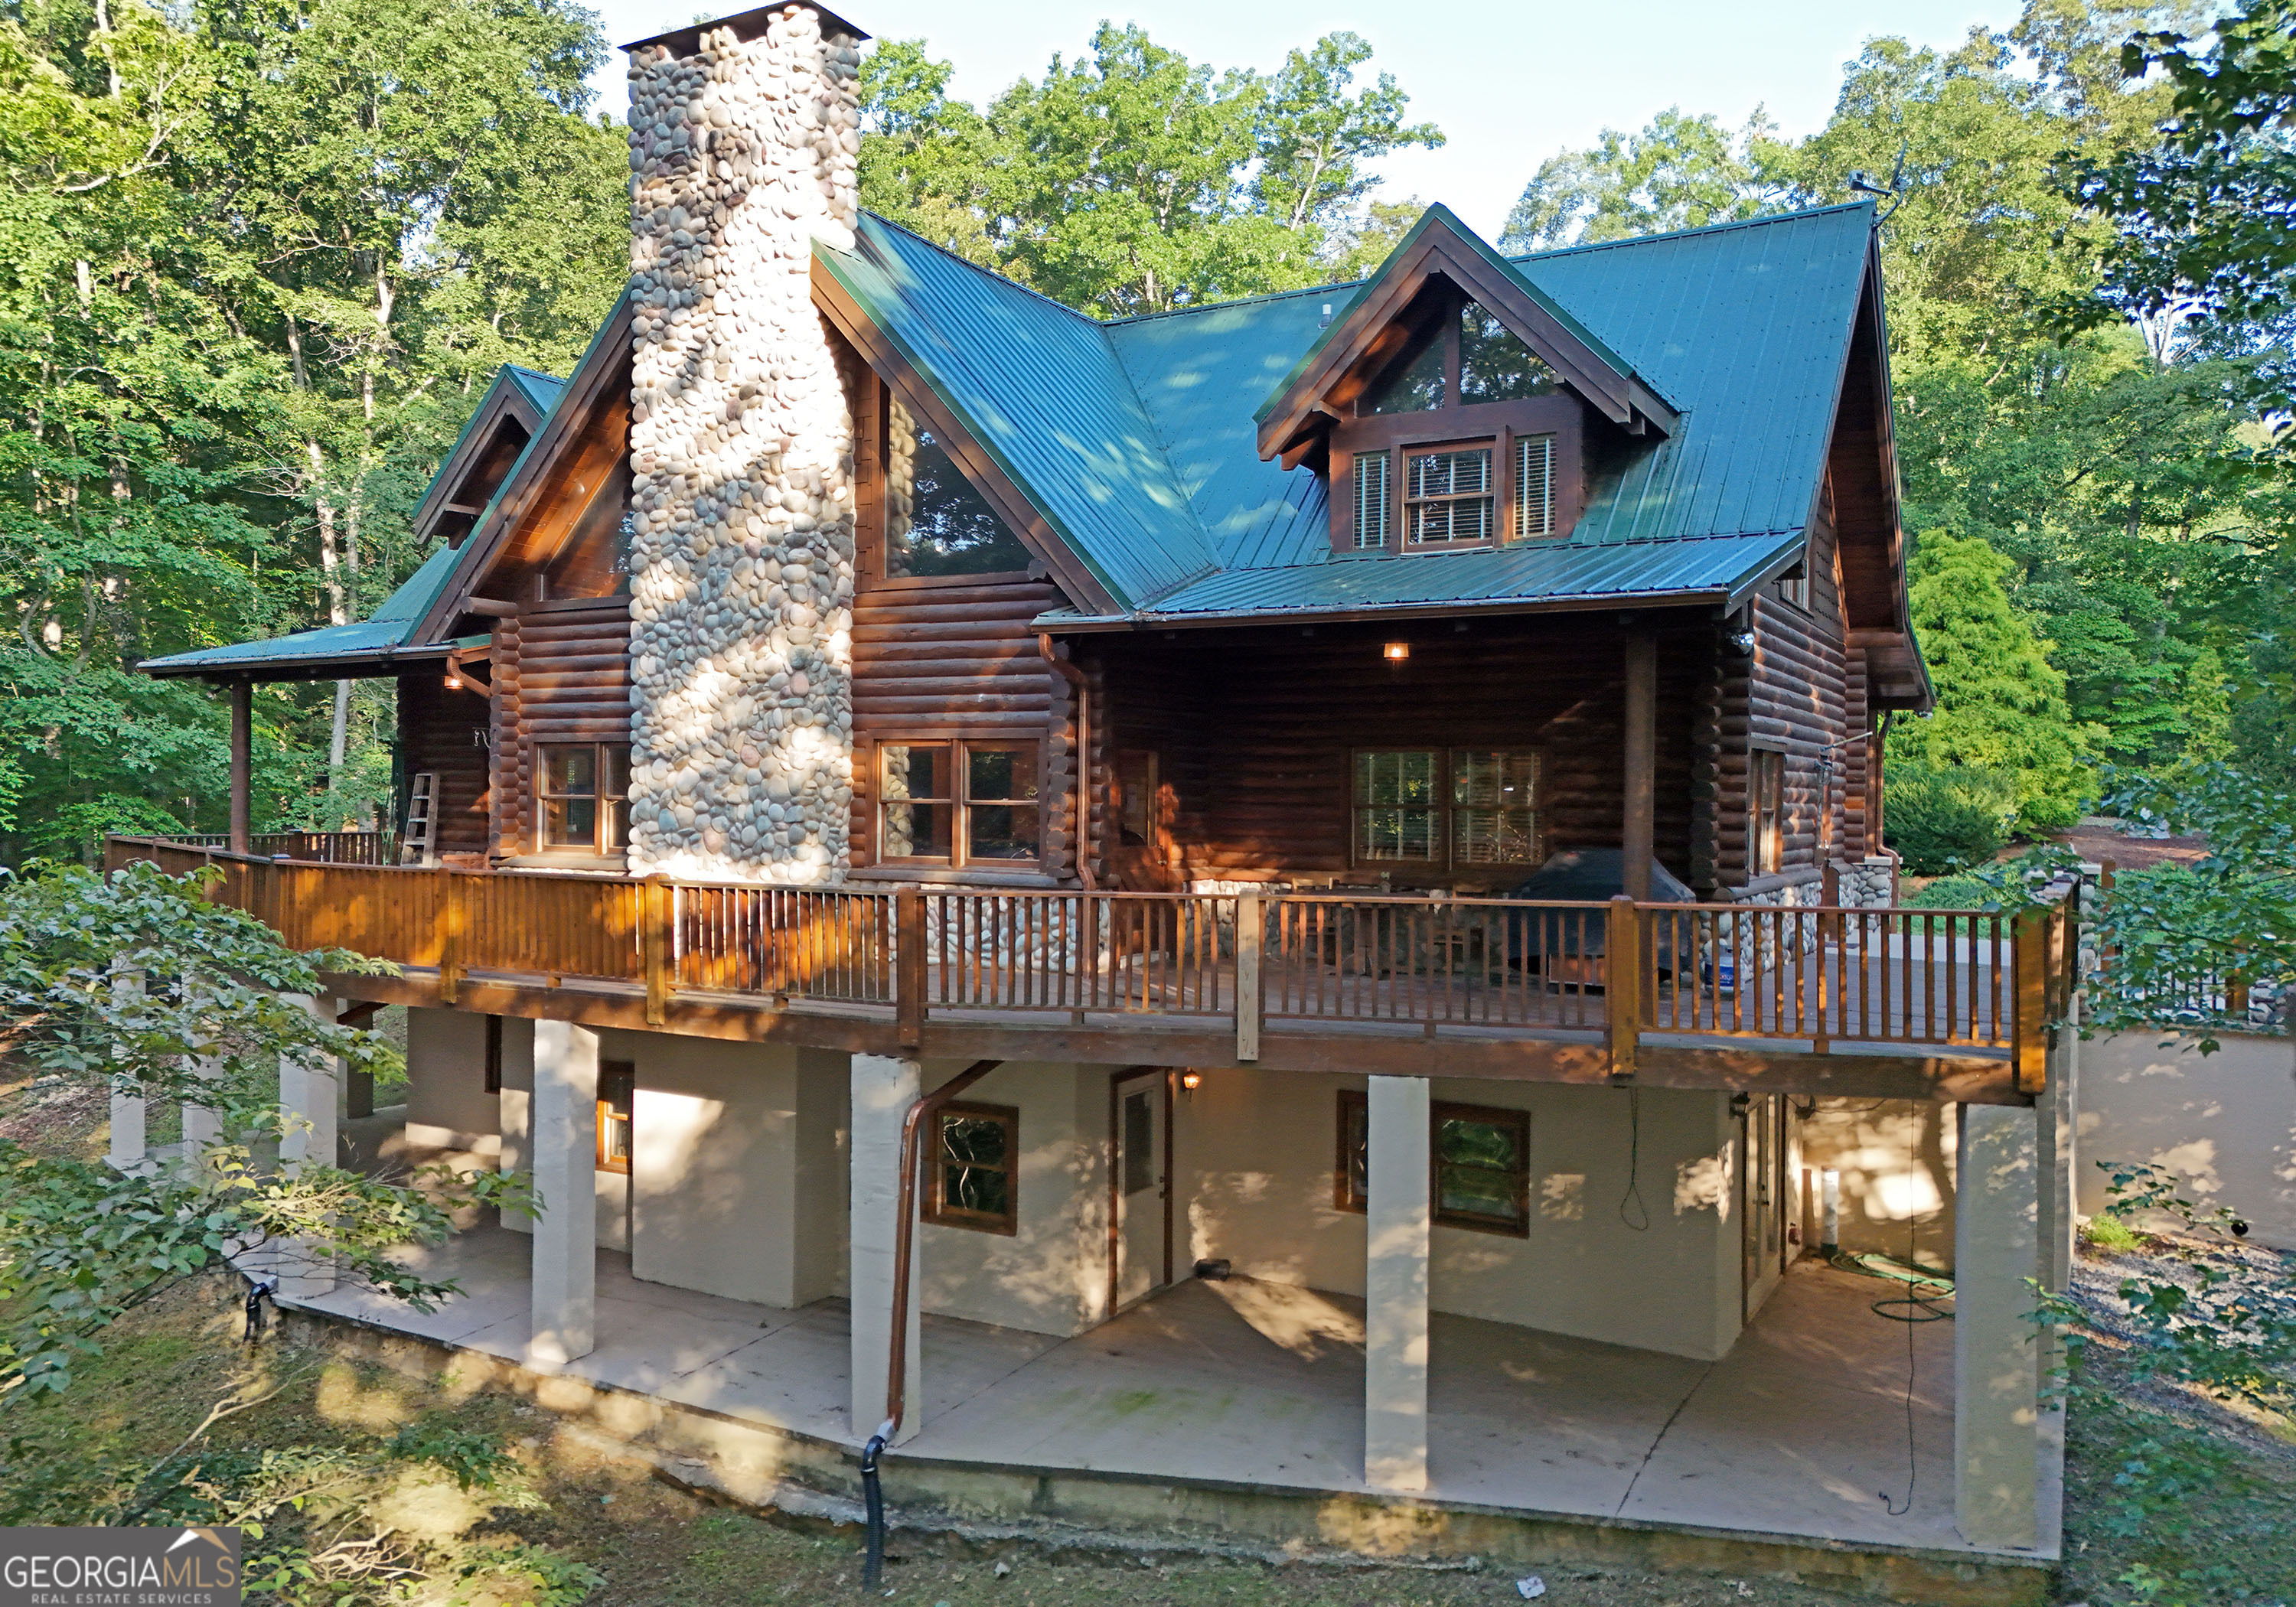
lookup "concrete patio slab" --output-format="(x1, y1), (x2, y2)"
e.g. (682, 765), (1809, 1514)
(282, 1222), (2058, 1564)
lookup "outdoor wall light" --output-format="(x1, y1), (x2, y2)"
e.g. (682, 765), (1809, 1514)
(1382, 641), (1411, 661)
(1180, 1071), (1203, 1092)
(1730, 630), (1758, 654)
(444, 671), (464, 690)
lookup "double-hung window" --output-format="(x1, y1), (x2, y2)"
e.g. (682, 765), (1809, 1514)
(1352, 748), (1541, 872)
(879, 740), (1041, 866)
(1336, 1090), (1531, 1237)
(538, 743), (631, 856)
(1405, 447), (1494, 547)
(1749, 748), (1786, 877)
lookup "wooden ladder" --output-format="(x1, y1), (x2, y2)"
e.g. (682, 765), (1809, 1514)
(400, 772), (439, 865)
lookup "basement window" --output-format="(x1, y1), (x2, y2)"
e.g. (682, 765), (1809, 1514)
(1336, 1091), (1531, 1236)
(878, 740), (1041, 866)
(596, 1061), (634, 1175)
(925, 1102), (1018, 1234)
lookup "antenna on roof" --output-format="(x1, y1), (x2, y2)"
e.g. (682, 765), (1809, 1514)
(1846, 143), (1909, 227)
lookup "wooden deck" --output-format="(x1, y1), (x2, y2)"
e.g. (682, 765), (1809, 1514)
(108, 837), (2066, 1103)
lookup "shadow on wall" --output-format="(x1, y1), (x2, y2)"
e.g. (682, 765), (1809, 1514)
(2076, 1031), (2296, 1251)
(1795, 1099), (1955, 1272)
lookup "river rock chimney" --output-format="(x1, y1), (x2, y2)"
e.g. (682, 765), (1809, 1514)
(622, 4), (866, 882)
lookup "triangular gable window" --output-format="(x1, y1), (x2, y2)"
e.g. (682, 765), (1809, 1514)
(890, 419), (1034, 578)
(1459, 302), (1556, 404)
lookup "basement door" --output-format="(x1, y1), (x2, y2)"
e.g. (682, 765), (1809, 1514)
(1111, 1068), (1172, 1309)
(1742, 1093), (1787, 1317)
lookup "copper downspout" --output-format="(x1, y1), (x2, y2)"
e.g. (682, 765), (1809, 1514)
(1037, 634), (1097, 890)
(884, 1058), (1003, 1436)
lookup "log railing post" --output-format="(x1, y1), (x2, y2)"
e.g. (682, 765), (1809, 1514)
(895, 887), (926, 1049)
(2012, 905), (2047, 1095)
(1606, 895), (1641, 1079)
(643, 875), (670, 1025)
(1235, 890), (1262, 1062)
(439, 867), (464, 1006)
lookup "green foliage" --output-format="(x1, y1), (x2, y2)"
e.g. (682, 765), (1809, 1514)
(381, 1418), (523, 1490)
(2083, 1209), (2144, 1250)
(0, 861), (533, 1401)
(1499, 108), (1792, 251)
(1885, 762), (2018, 874)
(0, 0), (625, 865)
(1890, 534), (2102, 830)
(857, 26), (1440, 316)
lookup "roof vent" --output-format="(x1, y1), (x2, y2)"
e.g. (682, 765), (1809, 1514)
(1319, 302), (1333, 328)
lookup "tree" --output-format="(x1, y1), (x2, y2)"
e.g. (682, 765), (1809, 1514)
(1887, 533), (2103, 830)
(2074, 0), (2296, 334)
(1499, 109), (1791, 253)
(858, 24), (1441, 317)
(0, 861), (526, 1400)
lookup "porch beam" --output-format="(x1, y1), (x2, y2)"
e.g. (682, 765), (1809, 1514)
(308, 969), (2033, 1105)
(228, 679), (252, 856)
(530, 1019), (600, 1366)
(1364, 1074), (1432, 1492)
(1623, 631), (1655, 900)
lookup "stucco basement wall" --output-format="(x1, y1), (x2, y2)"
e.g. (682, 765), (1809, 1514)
(404, 1007), (501, 1153)
(1176, 1071), (1745, 1361)
(594, 1030), (850, 1307)
(1794, 1099), (1958, 1272)
(2077, 1031), (2296, 1250)
(915, 1059), (1111, 1339)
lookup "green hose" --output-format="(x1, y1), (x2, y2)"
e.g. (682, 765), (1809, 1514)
(1829, 1250), (1954, 1322)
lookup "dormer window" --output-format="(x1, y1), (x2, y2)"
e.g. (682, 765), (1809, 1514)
(1330, 282), (1585, 554)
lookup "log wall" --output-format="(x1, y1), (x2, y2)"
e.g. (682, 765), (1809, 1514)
(398, 673), (493, 857)
(487, 597), (632, 859)
(847, 579), (1069, 875)
(1088, 614), (1706, 892)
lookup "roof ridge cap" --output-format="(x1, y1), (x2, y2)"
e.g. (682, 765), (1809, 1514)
(1508, 200), (1874, 264)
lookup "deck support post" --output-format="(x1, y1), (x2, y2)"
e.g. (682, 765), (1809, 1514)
(1953, 1100), (2040, 1550)
(180, 1055), (222, 1157)
(529, 1020), (600, 1366)
(1364, 1074), (1432, 1492)
(277, 993), (341, 1296)
(851, 1054), (924, 1442)
(1623, 631), (1656, 901)
(106, 960), (147, 1172)
(228, 679), (252, 856)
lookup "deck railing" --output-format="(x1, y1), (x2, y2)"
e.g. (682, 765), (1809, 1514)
(107, 836), (2066, 1076)
(156, 830), (399, 865)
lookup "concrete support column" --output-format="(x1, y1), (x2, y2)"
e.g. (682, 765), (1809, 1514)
(497, 1016), (537, 1236)
(1954, 1101), (2040, 1549)
(1365, 1074), (1432, 1492)
(106, 962), (146, 1172)
(179, 1055), (223, 1156)
(278, 995), (339, 1175)
(2038, 998), (2078, 1295)
(850, 1053), (921, 1442)
(277, 995), (340, 1296)
(529, 1020), (600, 1365)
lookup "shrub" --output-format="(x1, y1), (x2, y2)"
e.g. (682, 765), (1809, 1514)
(1886, 763), (2019, 875)
(1906, 872), (1998, 908)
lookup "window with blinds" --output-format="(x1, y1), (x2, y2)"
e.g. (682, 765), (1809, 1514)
(1405, 447), (1494, 546)
(1354, 450), (1390, 549)
(1515, 434), (1555, 539)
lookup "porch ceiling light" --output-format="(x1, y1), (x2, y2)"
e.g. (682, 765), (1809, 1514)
(1382, 641), (1411, 662)
(444, 670), (464, 689)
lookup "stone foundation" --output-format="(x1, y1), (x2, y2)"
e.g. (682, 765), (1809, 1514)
(625, 5), (864, 883)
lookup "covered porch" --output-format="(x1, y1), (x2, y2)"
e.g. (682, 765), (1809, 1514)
(283, 1221), (2056, 1564)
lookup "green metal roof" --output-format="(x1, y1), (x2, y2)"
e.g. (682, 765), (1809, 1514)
(505, 365), (565, 415)
(140, 544), (483, 677)
(820, 201), (1879, 623)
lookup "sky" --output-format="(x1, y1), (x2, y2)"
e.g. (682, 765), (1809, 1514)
(585, 0), (2011, 239)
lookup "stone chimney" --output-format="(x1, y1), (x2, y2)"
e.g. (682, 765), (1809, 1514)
(622, 5), (865, 882)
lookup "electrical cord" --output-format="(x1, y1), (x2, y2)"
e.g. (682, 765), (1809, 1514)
(1824, 1198), (1953, 1517)
(1618, 1087), (1649, 1231)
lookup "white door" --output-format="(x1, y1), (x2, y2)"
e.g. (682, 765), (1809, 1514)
(1114, 1072), (1169, 1309)
(1744, 1094), (1786, 1315)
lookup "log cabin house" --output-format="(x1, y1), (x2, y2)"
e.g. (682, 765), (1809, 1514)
(122, 3), (2076, 1588)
